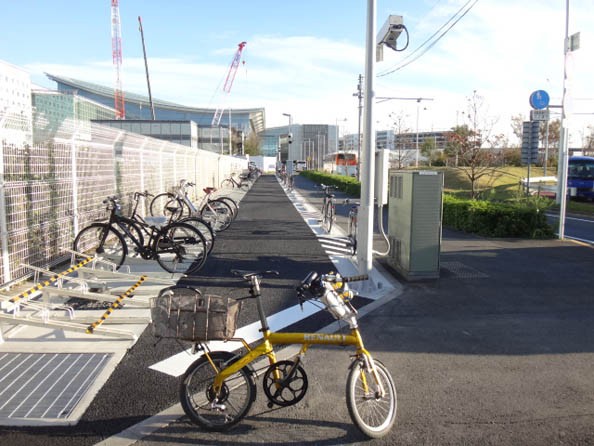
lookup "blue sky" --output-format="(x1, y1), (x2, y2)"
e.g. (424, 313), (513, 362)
(2, 1), (593, 144)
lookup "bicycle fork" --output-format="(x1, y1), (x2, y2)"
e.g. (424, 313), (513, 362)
(355, 353), (386, 400)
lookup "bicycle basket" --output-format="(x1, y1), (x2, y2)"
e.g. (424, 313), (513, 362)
(151, 286), (241, 341)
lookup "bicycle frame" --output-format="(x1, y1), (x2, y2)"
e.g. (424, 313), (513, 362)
(208, 272), (384, 397)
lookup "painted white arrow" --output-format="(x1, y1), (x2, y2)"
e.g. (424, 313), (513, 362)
(149, 301), (322, 377)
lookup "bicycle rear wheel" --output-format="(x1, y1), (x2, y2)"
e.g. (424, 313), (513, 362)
(180, 351), (256, 431)
(73, 223), (127, 269)
(346, 358), (397, 439)
(201, 199), (233, 232)
(155, 222), (208, 274)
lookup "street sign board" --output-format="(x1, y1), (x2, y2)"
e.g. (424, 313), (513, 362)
(530, 109), (550, 121)
(521, 120), (540, 165)
(529, 90), (550, 110)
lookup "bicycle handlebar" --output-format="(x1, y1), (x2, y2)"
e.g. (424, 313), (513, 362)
(133, 190), (153, 200)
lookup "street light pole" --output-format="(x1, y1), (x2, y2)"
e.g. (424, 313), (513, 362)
(335, 118), (347, 152)
(357, 0), (377, 276)
(282, 112), (293, 165)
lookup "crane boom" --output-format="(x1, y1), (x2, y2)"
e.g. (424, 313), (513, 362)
(111, 0), (125, 119)
(211, 41), (247, 127)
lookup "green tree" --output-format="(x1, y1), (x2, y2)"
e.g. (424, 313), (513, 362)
(243, 132), (261, 156)
(446, 91), (501, 199)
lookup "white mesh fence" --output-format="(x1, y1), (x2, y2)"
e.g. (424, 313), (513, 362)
(0, 117), (246, 285)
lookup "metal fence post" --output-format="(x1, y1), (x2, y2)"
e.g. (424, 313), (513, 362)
(0, 142), (12, 283)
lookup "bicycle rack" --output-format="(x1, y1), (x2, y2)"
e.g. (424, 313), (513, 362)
(0, 249), (176, 342)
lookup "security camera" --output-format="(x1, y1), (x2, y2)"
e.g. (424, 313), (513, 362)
(376, 15), (404, 61)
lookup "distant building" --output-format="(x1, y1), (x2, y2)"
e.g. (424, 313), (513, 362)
(259, 124), (336, 169)
(45, 74), (265, 139)
(32, 89), (115, 142)
(93, 119), (239, 154)
(0, 59), (33, 145)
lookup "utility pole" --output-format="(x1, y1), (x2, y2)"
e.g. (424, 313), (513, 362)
(353, 74), (363, 180)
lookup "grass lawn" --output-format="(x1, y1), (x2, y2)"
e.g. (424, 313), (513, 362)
(437, 166), (594, 217)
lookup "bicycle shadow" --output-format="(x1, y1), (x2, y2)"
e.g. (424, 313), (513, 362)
(128, 413), (368, 446)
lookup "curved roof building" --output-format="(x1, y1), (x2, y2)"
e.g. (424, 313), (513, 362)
(45, 73), (265, 134)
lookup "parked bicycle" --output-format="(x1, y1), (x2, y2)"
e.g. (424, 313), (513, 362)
(320, 184), (337, 233)
(152, 270), (397, 438)
(150, 180), (234, 232)
(130, 190), (215, 255)
(221, 172), (250, 191)
(344, 198), (359, 255)
(73, 196), (208, 274)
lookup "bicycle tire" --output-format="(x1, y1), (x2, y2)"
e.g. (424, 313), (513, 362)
(220, 178), (235, 189)
(346, 359), (397, 439)
(322, 202), (334, 233)
(239, 180), (250, 191)
(73, 223), (127, 269)
(149, 193), (185, 219)
(180, 351), (256, 431)
(155, 222), (208, 274)
(348, 212), (357, 255)
(201, 199), (233, 232)
(212, 196), (238, 220)
(180, 216), (215, 254)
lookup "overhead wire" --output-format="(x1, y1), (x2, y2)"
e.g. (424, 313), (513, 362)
(377, 0), (480, 78)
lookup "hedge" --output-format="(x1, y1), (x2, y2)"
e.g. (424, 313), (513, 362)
(442, 194), (555, 238)
(299, 171), (554, 239)
(300, 170), (361, 196)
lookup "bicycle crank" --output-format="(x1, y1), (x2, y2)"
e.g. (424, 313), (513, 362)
(263, 360), (308, 407)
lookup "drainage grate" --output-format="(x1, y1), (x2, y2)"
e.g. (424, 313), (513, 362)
(441, 261), (489, 279)
(0, 352), (111, 420)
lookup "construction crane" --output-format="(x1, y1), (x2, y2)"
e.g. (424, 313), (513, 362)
(211, 41), (247, 127)
(138, 16), (155, 120)
(111, 0), (125, 119)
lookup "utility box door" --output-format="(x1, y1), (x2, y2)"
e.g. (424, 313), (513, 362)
(388, 170), (443, 280)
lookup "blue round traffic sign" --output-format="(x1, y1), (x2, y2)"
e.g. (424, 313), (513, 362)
(529, 90), (550, 110)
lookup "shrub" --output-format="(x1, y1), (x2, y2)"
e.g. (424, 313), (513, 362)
(442, 194), (555, 238)
(300, 171), (361, 197)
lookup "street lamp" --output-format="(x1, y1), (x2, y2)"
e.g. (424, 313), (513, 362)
(282, 113), (293, 166)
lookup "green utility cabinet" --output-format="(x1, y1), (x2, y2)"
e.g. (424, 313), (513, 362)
(387, 170), (444, 280)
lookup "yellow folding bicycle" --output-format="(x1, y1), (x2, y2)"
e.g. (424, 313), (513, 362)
(152, 270), (397, 438)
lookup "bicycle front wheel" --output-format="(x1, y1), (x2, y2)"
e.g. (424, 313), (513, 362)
(149, 193), (185, 219)
(180, 351), (256, 431)
(180, 216), (215, 254)
(348, 212), (357, 255)
(220, 178), (235, 189)
(73, 223), (127, 269)
(322, 202), (334, 233)
(155, 222), (208, 274)
(213, 196), (238, 220)
(346, 358), (397, 439)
